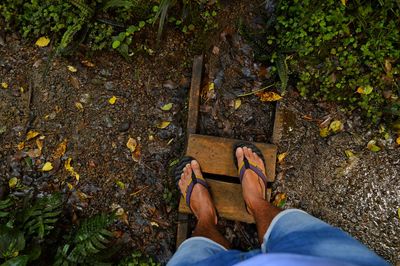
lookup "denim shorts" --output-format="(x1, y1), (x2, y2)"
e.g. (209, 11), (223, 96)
(167, 209), (389, 266)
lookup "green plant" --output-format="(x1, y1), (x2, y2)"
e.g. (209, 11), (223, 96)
(250, 0), (400, 123)
(54, 213), (116, 265)
(118, 251), (159, 266)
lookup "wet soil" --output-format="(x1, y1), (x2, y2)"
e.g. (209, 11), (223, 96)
(1, 0), (399, 264)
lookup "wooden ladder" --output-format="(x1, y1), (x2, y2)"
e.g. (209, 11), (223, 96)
(176, 55), (277, 247)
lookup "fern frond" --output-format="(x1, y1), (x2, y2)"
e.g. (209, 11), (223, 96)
(276, 53), (288, 95)
(0, 198), (13, 218)
(102, 0), (135, 11)
(22, 193), (62, 239)
(70, 0), (94, 18)
(154, 0), (175, 42)
(58, 21), (84, 53)
(54, 213), (115, 265)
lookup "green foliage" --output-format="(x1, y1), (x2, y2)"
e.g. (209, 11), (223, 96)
(118, 251), (159, 266)
(54, 213), (115, 265)
(257, 0), (400, 123)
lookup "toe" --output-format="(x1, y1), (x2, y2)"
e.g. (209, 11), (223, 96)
(236, 147), (244, 166)
(191, 160), (202, 178)
(244, 147), (252, 159)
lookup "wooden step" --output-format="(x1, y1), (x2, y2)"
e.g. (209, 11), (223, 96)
(186, 134), (277, 182)
(178, 179), (272, 223)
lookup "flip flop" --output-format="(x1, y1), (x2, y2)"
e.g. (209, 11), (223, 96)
(174, 156), (210, 211)
(233, 142), (268, 211)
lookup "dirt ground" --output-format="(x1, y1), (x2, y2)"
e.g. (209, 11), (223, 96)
(0, 0), (399, 264)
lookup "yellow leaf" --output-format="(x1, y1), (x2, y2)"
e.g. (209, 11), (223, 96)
(1, 82), (8, 89)
(81, 60), (95, 67)
(108, 96), (117, 104)
(161, 103), (173, 111)
(17, 142), (25, 150)
(208, 82), (215, 91)
(132, 145), (141, 162)
(356, 85), (373, 95)
(320, 127), (330, 138)
(157, 121), (171, 129)
(67, 65), (77, 72)
(126, 137), (137, 152)
(53, 139), (67, 159)
(67, 182), (74, 190)
(26, 130), (40, 141)
(75, 102), (84, 111)
(396, 136), (400, 145)
(42, 162), (53, 171)
(258, 92), (282, 102)
(35, 36), (50, 47)
(398, 208), (400, 219)
(234, 99), (241, 110)
(329, 120), (343, 133)
(278, 152), (288, 164)
(367, 140), (381, 152)
(36, 139), (43, 151)
(344, 150), (355, 158)
(150, 221), (159, 227)
(9, 177), (18, 188)
(340, 0), (347, 6)
(115, 180), (125, 189)
(65, 158), (80, 181)
(272, 193), (287, 208)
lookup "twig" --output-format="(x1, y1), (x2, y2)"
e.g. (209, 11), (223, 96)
(130, 185), (149, 197)
(237, 83), (276, 97)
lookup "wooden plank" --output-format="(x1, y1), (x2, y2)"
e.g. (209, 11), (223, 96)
(186, 134), (277, 182)
(179, 179), (255, 223)
(187, 55), (203, 135)
(272, 102), (284, 145)
(176, 213), (190, 248)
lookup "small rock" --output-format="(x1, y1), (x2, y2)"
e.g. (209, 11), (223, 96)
(22, 175), (33, 185)
(163, 80), (178, 90)
(118, 121), (130, 132)
(99, 69), (112, 77)
(212, 46), (220, 55)
(91, 78), (104, 85)
(79, 93), (90, 104)
(104, 81), (114, 91)
(103, 116), (113, 128)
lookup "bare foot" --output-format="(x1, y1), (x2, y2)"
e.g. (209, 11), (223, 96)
(178, 160), (217, 225)
(235, 147), (266, 215)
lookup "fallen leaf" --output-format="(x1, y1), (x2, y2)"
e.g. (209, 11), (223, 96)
(126, 137), (137, 152)
(161, 103), (173, 111)
(320, 127), (330, 138)
(157, 121), (171, 129)
(1, 82), (8, 89)
(132, 145), (141, 162)
(9, 177), (18, 188)
(329, 120), (343, 133)
(367, 140), (381, 152)
(257, 91), (282, 102)
(26, 130), (40, 141)
(384, 59), (392, 73)
(27, 149), (41, 158)
(398, 208), (400, 219)
(17, 142), (25, 150)
(272, 193), (287, 208)
(208, 82), (215, 91)
(115, 180), (125, 189)
(53, 139), (67, 159)
(65, 158), (80, 181)
(75, 102), (84, 111)
(169, 159), (179, 167)
(81, 60), (95, 67)
(396, 136), (400, 145)
(340, 0), (347, 6)
(234, 99), (241, 110)
(278, 152), (288, 164)
(42, 162), (53, 171)
(35, 37), (50, 47)
(150, 221), (159, 227)
(67, 182), (74, 190)
(36, 139), (43, 151)
(108, 96), (117, 104)
(344, 150), (355, 158)
(356, 85), (373, 95)
(67, 65), (77, 73)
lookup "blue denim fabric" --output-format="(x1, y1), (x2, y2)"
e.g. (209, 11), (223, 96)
(167, 209), (390, 266)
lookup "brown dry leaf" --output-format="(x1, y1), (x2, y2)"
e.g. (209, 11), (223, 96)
(69, 76), (80, 90)
(65, 157), (80, 181)
(257, 91), (282, 102)
(272, 193), (287, 208)
(384, 59), (392, 73)
(36, 139), (43, 151)
(132, 145), (141, 162)
(27, 149), (41, 158)
(126, 137), (137, 152)
(53, 139), (67, 159)
(277, 152), (288, 164)
(157, 121), (171, 129)
(81, 60), (95, 67)
(26, 130), (40, 141)
(67, 65), (78, 73)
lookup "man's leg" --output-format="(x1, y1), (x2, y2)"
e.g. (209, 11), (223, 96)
(235, 146), (281, 243)
(167, 160), (230, 266)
